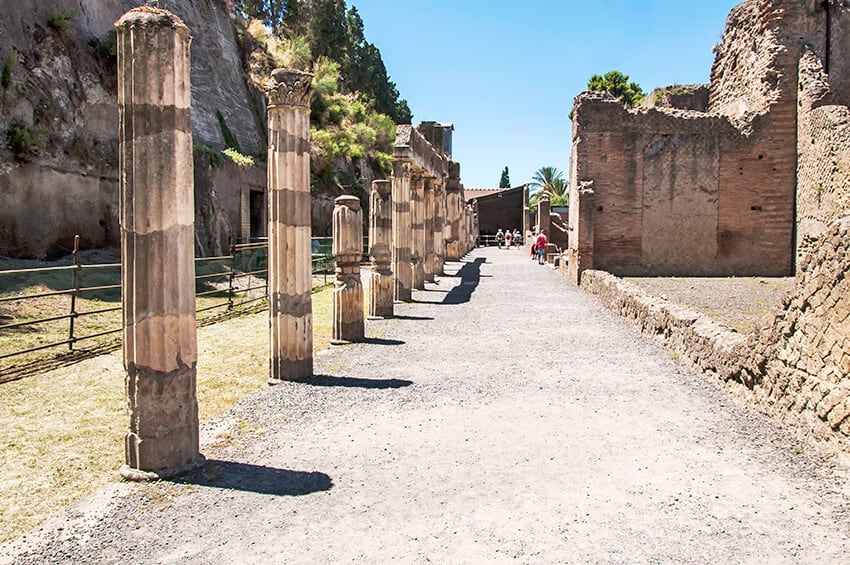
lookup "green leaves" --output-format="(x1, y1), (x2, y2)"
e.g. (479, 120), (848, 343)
(586, 70), (645, 107)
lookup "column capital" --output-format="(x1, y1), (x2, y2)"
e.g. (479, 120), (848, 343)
(116, 7), (189, 35)
(267, 68), (314, 108)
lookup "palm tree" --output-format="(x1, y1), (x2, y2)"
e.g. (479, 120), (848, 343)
(529, 166), (568, 208)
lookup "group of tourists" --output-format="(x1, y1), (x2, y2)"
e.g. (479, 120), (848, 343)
(495, 228), (522, 249)
(530, 229), (548, 265)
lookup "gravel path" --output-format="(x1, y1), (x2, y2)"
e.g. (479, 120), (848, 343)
(3, 247), (850, 563)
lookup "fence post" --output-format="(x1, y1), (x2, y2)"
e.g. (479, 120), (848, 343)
(228, 238), (235, 311)
(68, 235), (80, 351)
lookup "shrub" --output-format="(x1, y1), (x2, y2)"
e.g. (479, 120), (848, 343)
(95, 30), (117, 61)
(7, 125), (46, 162)
(1, 49), (15, 91)
(215, 109), (241, 152)
(47, 7), (79, 31)
(222, 148), (256, 168)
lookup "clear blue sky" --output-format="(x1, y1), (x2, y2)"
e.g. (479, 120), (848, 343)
(351, 0), (741, 188)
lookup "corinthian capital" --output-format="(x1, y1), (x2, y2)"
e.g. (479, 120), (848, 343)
(267, 68), (314, 108)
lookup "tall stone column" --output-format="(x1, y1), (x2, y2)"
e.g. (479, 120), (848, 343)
(369, 180), (393, 318)
(410, 174), (426, 289)
(332, 196), (364, 344)
(538, 192), (551, 237)
(266, 68), (313, 382)
(392, 161), (413, 302)
(445, 162), (462, 260)
(424, 179), (435, 283)
(433, 179), (446, 275)
(117, 8), (203, 480)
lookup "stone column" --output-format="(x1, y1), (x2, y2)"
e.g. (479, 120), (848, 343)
(410, 174), (426, 290)
(266, 68), (313, 382)
(423, 178), (435, 283)
(392, 161), (412, 302)
(444, 162), (462, 260)
(537, 192), (551, 236)
(117, 8), (203, 480)
(433, 179), (446, 275)
(369, 180), (393, 318)
(332, 196), (364, 344)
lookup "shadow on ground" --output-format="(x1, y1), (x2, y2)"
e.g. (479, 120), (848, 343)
(416, 257), (485, 305)
(175, 460), (333, 496)
(301, 374), (413, 389)
(359, 337), (405, 346)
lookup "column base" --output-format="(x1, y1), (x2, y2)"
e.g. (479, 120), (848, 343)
(120, 454), (206, 482)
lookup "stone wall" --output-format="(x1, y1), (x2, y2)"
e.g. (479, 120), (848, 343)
(567, 0), (816, 282)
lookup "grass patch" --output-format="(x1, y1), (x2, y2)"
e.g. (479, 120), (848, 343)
(0, 286), (334, 543)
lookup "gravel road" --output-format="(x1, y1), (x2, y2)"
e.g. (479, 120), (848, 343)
(3, 247), (850, 563)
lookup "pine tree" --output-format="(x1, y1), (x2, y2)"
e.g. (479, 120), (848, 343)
(499, 166), (511, 188)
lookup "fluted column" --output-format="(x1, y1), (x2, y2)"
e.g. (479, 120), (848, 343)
(445, 162), (462, 260)
(423, 179), (435, 283)
(117, 8), (203, 480)
(332, 196), (364, 344)
(410, 174), (426, 290)
(266, 68), (313, 382)
(369, 180), (393, 318)
(392, 161), (412, 302)
(433, 179), (446, 275)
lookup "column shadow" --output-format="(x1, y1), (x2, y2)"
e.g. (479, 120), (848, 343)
(415, 257), (485, 305)
(174, 460), (332, 496)
(302, 374), (413, 389)
(360, 337), (405, 346)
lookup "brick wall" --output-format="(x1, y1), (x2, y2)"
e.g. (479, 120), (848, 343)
(567, 0), (807, 283)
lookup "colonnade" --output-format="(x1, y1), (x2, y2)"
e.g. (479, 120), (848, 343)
(116, 7), (476, 479)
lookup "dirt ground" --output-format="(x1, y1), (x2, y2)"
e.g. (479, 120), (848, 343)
(2, 248), (849, 563)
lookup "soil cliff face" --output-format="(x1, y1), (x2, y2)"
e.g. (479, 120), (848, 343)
(0, 0), (266, 258)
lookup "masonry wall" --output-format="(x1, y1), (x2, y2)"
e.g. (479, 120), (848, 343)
(568, 0), (809, 281)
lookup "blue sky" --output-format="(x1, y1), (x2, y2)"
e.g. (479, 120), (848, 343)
(351, 0), (741, 188)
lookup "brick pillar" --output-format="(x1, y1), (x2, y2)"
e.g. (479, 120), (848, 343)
(117, 8), (203, 480)
(331, 196), (364, 344)
(410, 174), (426, 290)
(568, 183), (595, 285)
(392, 161), (412, 302)
(369, 180), (393, 318)
(424, 178), (435, 282)
(433, 179), (446, 275)
(537, 192), (551, 236)
(266, 68), (313, 382)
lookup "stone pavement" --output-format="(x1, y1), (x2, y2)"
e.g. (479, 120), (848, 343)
(3, 247), (850, 563)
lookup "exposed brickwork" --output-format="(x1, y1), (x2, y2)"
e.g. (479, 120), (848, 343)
(572, 0), (850, 452)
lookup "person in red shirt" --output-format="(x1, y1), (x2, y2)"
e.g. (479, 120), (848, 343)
(535, 230), (547, 265)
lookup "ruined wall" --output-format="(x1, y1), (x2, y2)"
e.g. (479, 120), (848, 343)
(568, 0), (808, 282)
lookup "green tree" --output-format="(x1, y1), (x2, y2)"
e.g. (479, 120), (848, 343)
(499, 166), (511, 188)
(587, 70), (645, 107)
(529, 166), (568, 208)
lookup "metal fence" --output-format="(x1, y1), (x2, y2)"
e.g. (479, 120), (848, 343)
(0, 236), (338, 370)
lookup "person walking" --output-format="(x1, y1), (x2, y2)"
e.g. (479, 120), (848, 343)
(496, 228), (504, 249)
(504, 229), (512, 249)
(535, 230), (547, 265)
(513, 229), (521, 248)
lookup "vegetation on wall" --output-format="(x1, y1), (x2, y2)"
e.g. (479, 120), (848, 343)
(570, 69), (646, 119)
(6, 125), (46, 162)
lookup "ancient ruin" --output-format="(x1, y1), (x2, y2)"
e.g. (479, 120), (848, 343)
(368, 180), (394, 319)
(331, 195), (364, 344)
(569, 0), (850, 450)
(266, 68), (314, 382)
(116, 8), (203, 480)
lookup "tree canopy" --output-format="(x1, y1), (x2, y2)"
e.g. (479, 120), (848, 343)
(233, 0), (412, 124)
(499, 166), (510, 188)
(530, 166), (568, 208)
(587, 70), (645, 107)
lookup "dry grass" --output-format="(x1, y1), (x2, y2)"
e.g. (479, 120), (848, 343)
(0, 285), (335, 543)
